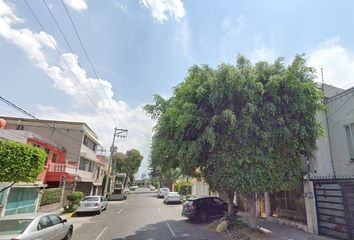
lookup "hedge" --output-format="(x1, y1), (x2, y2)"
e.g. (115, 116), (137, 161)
(40, 188), (61, 206)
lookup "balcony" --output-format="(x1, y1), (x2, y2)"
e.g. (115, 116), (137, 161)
(45, 163), (78, 183)
(48, 163), (77, 174)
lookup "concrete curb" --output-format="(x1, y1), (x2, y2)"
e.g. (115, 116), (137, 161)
(59, 211), (76, 220)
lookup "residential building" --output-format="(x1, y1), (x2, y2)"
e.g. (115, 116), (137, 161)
(0, 116), (107, 196)
(0, 128), (77, 216)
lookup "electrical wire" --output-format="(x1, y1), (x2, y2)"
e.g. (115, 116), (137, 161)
(60, 0), (121, 119)
(42, 0), (119, 127)
(24, 0), (116, 127)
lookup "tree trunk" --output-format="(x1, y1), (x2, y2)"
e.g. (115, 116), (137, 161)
(225, 190), (235, 218)
(0, 182), (15, 194)
(248, 193), (257, 229)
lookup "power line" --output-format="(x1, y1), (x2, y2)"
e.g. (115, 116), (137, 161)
(24, 0), (116, 127)
(42, 0), (119, 127)
(60, 0), (121, 120)
(321, 92), (354, 125)
(1, 95), (83, 145)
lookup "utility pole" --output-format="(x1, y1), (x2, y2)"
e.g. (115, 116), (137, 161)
(103, 128), (128, 198)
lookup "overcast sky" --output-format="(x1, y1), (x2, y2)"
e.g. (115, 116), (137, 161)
(1, 0), (354, 178)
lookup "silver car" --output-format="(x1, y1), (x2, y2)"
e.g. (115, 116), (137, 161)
(0, 213), (73, 240)
(77, 195), (108, 214)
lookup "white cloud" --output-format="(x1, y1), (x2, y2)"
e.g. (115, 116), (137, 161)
(220, 15), (246, 60)
(140, 0), (185, 23)
(63, 0), (88, 12)
(250, 46), (277, 63)
(308, 37), (354, 89)
(0, 0), (153, 175)
(175, 19), (192, 61)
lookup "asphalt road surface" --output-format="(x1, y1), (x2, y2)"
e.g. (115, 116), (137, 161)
(72, 190), (225, 240)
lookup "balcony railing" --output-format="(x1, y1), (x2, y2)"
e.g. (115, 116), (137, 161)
(48, 163), (77, 174)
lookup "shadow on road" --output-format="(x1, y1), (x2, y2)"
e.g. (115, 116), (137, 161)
(111, 219), (225, 240)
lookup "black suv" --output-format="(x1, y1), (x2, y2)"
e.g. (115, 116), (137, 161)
(182, 196), (234, 222)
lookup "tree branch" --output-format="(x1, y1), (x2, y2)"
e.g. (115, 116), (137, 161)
(0, 182), (16, 194)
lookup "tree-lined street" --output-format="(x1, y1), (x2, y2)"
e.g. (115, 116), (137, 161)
(72, 190), (225, 240)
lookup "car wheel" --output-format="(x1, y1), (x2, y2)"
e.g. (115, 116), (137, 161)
(199, 212), (208, 223)
(63, 227), (73, 240)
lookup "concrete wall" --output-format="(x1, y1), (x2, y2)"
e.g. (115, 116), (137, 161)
(325, 87), (354, 176)
(311, 111), (334, 177)
(4, 120), (83, 163)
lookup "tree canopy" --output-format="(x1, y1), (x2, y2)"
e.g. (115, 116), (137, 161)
(113, 148), (143, 186)
(0, 139), (47, 193)
(145, 55), (324, 204)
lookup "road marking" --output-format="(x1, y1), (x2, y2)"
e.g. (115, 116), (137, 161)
(117, 209), (123, 215)
(94, 226), (108, 240)
(166, 222), (176, 237)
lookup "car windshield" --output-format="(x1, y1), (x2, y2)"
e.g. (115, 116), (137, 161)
(160, 188), (169, 192)
(0, 219), (32, 235)
(169, 192), (178, 196)
(82, 197), (99, 202)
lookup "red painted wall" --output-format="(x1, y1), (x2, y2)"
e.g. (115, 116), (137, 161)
(27, 138), (66, 183)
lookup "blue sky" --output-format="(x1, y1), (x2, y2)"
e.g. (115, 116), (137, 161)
(1, 0), (354, 177)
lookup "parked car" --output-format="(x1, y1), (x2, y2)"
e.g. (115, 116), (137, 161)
(129, 186), (138, 191)
(157, 187), (170, 198)
(164, 192), (181, 204)
(182, 196), (236, 223)
(0, 213), (73, 240)
(77, 195), (108, 214)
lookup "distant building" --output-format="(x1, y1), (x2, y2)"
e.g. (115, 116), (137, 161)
(0, 116), (107, 196)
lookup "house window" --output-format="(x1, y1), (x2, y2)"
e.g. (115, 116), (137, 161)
(83, 135), (97, 151)
(79, 157), (94, 172)
(345, 123), (354, 161)
(32, 144), (40, 148)
(52, 153), (57, 163)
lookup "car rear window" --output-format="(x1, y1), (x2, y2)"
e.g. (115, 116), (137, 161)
(184, 200), (194, 206)
(160, 188), (169, 192)
(82, 197), (99, 201)
(0, 219), (32, 235)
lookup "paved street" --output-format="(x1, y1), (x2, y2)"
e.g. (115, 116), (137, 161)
(72, 191), (225, 240)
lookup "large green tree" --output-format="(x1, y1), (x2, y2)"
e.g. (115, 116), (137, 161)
(113, 149), (143, 187)
(0, 140), (47, 193)
(145, 55), (324, 226)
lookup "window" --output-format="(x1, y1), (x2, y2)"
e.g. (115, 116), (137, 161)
(79, 157), (94, 172)
(48, 215), (62, 225)
(37, 216), (52, 230)
(345, 123), (354, 161)
(52, 153), (57, 163)
(83, 135), (97, 151)
(32, 144), (40, 148)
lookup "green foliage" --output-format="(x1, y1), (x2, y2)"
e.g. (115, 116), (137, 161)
(67, 191), (83, 205)
(145, 55), (324, 195)
(173, 179), (192, 196)
(40, 188), (61, 206)
(0, 140), (46, 183)
(113, 149), (143, 186)
(63, 205), (77, 213)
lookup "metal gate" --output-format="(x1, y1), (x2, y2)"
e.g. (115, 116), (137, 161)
(313, 179), (354, 240)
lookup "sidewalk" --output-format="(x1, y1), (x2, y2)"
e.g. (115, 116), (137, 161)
(237, 212), (333, 240)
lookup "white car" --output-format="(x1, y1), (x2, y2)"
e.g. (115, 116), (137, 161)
(164, 192), (181, 204)
(0, 213), (73, 240)
(77, 196), (107, 214)
(157, 188), (170, 198)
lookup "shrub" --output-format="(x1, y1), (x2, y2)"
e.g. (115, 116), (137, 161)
(40, 188), (61, 206)
(63, 205), (77, 213)
(67, 191), (84, 206)
(174, 179), (192, 196)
